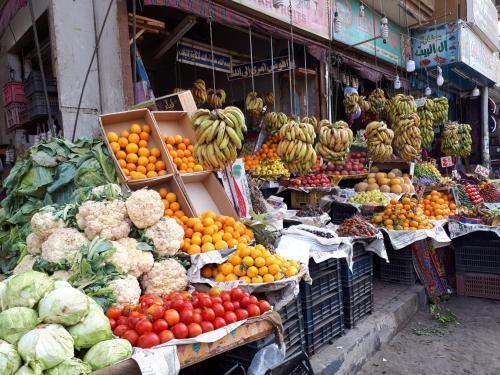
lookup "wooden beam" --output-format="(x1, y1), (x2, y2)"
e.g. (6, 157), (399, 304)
(153, 16), (197, 59)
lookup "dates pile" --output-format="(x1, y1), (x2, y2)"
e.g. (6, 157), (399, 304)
(479, 182), (500, 202)
(336, 215), (377, 237)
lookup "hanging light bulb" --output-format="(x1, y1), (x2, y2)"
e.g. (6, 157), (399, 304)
(406, 59), (415, 72)
(472, 86), (480, 97)
(359, 3), (365, 18)
(425, 86), (432, 96)
(436, 66), (444, 86)
(394, 75), (401, 90)
(334, 11), (342, 33)
(380, 16), (389, 39)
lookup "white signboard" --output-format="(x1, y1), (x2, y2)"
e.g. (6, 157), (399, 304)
(459, 26), (498, 83)
(466, 0), (499, 51)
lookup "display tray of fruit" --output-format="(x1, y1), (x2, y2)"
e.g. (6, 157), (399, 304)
(479, 181), (500, 202)
(419, 190), (456, 220)
(319, 151), (369, 177)
(354, 168), (414, 195)
(279, 173), (334, 191)
(336, 215), (379, 237)
(348, 190), (391, 206)
(251, 159), (290, 180)
(372, 196), (434, 231)
(163, 134), (205, 173)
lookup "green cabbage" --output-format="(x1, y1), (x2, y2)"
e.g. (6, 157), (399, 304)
(4, 271), (54, 308)
(17, 324), (74, 373)
(45, 358), (91, 375)
(14, 365), (34, 375)
(67, 298), (112, 349)
(0, 339), (21, 375)
(0, 307), (39, 344)
(38, 287), (89, 326)
(83, 339), (132, 370)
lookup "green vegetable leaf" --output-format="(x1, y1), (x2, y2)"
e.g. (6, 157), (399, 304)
(32, 257), (70, 274)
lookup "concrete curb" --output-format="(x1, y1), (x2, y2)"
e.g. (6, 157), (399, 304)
(310, 283), (427, 375)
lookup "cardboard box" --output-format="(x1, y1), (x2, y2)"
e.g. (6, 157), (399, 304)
(181, 172), (238, 217)
(99, 108), (176, 186)
(154, 91), (197, 116)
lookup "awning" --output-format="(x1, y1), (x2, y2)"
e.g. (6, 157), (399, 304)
(0, 0), (27, 38)
(142, 0), (328, 61)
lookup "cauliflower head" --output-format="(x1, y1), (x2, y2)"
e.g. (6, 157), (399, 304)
(141, 259), (187, 296)
(144, 218), (184, 256)
(31, 211), (65, 240)
(109, 275), (141, 307)
(116, 238), (154, 278)
(125, 190), (164, 229)
(41, 228), (88, 263)
(13, 255), (37, 274)
(76, 200), (131, 240)
(26, 233), (42, 255)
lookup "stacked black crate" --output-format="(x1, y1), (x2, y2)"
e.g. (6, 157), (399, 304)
(24, 71), (59, 121)
(300, 258), (343, 355)
(379, 233), (417, 285)
(340, 243), (374, 328)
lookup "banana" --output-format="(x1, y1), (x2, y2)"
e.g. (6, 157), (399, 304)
(192, 79), (207, 106)
(366, 121), (394, 162)
(368, 88), (387, 116)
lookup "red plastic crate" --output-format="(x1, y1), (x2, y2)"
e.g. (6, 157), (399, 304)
(456, 272), (500, 300)
(5, 102), (26, 129)
(2, 81), (25, 107)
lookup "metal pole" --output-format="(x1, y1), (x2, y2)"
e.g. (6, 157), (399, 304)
(132, 0), (137, 104)
(481, 86), (490, 172)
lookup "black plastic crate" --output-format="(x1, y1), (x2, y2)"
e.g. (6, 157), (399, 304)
(352, 242), (368, 259)
(343, 291), (373, 328)
(452, 231), (500, 248)
(342, 273), (373, 303)
(24, 71), (57, 97)
(278, 295), (302, 322)
(340, 253), (373, 284)
(308, 257), (339, 275)
(383, 232), (413, 259)
(454, 245), (500, 274)
(265, 351), (314, 375)
(302, 289), (342, 333)
(380, 257), (416, 285)
(26, 93), (59, 120)
(300, 266), (340, 304)
(304, 310), (344, 355)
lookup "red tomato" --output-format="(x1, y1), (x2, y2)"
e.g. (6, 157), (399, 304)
(249, 296), (258, 305)
(171, 323), (189, 339)
(235, 308), (249, 321)
(140, 293), (156, 303)
(211, 296), (223, 305)
(163, 300), (171, 309)
(106, 306), (123, 319)
(159, 330), (174, 343)
(191, 312), (202, 324)
(116, 316), (128, 326)
(213, 317), (226, 329)
(221, 292), (231, 302)
(135, 319), (153, 335)
(246, 304), (261, 317)
(241, 292), (250, 299)
(129, 311), (141, 318)
(258, 300), (271, 313)
(240, 296), (251, 308)
(199, 297), (212, 308)
(193, 308), (202, 315)
(141, 298), (155, 310)
(123, 304), (137, 316)
(113, 324), (129, 337)
(152, 296), (163, 305)
(212, 303), (225, 318)
(230, 288), (244, 301)
(180, 310), (193, 325)
(137, 332), (160, 349)
(147, 304), (165, 321)
(164, 309), (180, 326)
(200, 321), (214, 333)
(201, 308), (215, 322)
(152, 319), (168, 334)
(191, 297), (200, 308)
(223, 301), (234, 312)
(182, 301), (194, 311)
(170, 299), (184, 311)
(128, 314), (145, 329)
(188, 323), (203, 338)
(181, 291), (192, 300)
(108, 318), (117, 330)
(224, 311), (237, 324)
(122, 330), (139, 346)
(232, 301), (240, 310)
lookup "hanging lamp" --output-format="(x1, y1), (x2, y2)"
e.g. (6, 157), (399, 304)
(394, 74), (401, 89)
(425, 86), (431, 96)
(334, 11), (342, 33)
(359, 3), (365, 17)
(436, 66), (444, 86)
(472, 86), (480, 97)
(380, 16), (389, 39)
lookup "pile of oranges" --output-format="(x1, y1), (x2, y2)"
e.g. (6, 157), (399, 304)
(107, 124), (167, 180)
(419, 190), (456, 220)
(163, 134), (204, 173)
(158, 188), (186, 222)
(200, 243), (300, 283)
(372, 196), (433, 231)
(180, 211), (254, 255)
(243, 135), (280, 170)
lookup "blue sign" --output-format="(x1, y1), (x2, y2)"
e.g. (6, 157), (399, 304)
(227, 56), (292, 81)
(176, 42), (232, 73)
(412, 22), (459, 69)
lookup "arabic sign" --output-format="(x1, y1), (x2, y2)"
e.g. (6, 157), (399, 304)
(459, 25), (498, 83)
(334, 0), (403, 66)
(474, 164), (490, 178)
(412, 22), (459, 69)
(228, 56), (292, 81)
(155, 94), (182, 111)
(466, 0), (499, 51)
(440, 156), (453, 168)
(176, 42), (232, 73)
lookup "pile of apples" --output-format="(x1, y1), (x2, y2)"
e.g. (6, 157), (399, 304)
(321, 152), (368, 176)
(288, 173), (331, 188)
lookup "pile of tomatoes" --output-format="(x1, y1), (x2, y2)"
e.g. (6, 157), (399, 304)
(106, 288), (272, 349)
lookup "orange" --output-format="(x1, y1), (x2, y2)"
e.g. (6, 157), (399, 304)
(222, 233), (233, 242)
(229, 255), (242, 266)
(174, 135), (183, 144)
(166, 143), (174, 150)
(258, 266), (269, 276)
(215, 240), (228, 250)
(128, 133), (140, 144)
(170, 202), (180, 212)
(125, 143), (139, 154)
(238, 246), (251, 258)
(118, 137), (129, 148)
(225, 273), (238, 281)
(182, 138), (191, 146)
(159, 188), (168, 198)
(126, 163), (137, 171)
(173, 157), (182, 166)
(203, 217), (215, 227)
(118, 159), (127, 168)
(126, 153), (138, 163)
(194, 165), (204, 172)
(107, 131), (119, 142)
(130, 124), (142, 134)
(166, 192), (177, 203)
(148, 156), (157, 164)
(120, 130), (130, 138)
(268, 264), (280, 275)
(165, 208), (174, 216)
(155, 161), (166, 171)
(227, 238), (239, 248)
(137, 156), (149, 166)
(212, 233), (223, 243)
(191, 236), (202, 245)
(146, 163), (156, 172)
(201, 243), (215, 252)
(138, 140), (148, 148)
(193, 223), (204, 233)
(146, 171), (158, 178)
(162, 200), (170, 209)
(220, 263), (233, 275)
(242, 256), (254, 267)
(251, 275), (263, 284)
(123, 168), (130, 176)
(225, 217), (236, 227)
(201, 266), (212, 278)
(150, 147), (161, 157)
(141, 124), (151, 133)
(201, 234), (213, 244)
(110, 142), (120, 153)
(139, 132), (149, 141)
(136, 165), (147, 174)
(285, 266), (299, 277)
(174, 210), (185, 219)
(246, 266), (258, 278)
(165, 136), (175, 145)
(214, 273), (226, 282)
(263, 274), (275, 282)
(202, 226), (215, 236)
(250, 248), (262, 259)
(158, 170), (167, 176)
(138, 147), (150, 157)
(254, 257), (266, 268)
(186, 218), (197, 228)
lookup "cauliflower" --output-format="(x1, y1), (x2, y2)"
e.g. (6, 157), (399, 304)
(86, 183), (123, 201)
(26, 233), (42, 255)
(31, 210), (65, 240)
(116, 238), (154, 277)
(109, 275), (141, 307)
(76, 200), (131, 240)
(13, 255), (37, 274)
(41, 228), (88, 263)
(51, 270), (72, 281)
(144, 218), (184, 256)
(141, 259), (188, 296)
(125, 189), (164, 229)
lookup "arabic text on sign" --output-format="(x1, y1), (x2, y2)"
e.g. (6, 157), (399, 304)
(440, 156), (453, 168)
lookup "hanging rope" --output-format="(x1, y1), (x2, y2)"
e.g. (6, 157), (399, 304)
(249, 23), (255, 93)
(208, 1), (217, 91)
(303, 44), (308, 116)
(287, 40), (293, 115)
(288, 0), (296, 116)
(270, 33), (276, 109)
(327, 0), (333, 121)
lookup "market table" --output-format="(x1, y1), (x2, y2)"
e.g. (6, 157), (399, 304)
(92, 312), (280, 374)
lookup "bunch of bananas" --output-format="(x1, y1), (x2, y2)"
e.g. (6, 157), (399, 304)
(417, 99), (435, 148)
(394, 113), (422, 161)
(432, 97), (449, 124)
(457, 123), (472, 157)
(366, 121), (394, 162)
(277, 121), (317, 175)
(191, 107), (247, 170)
(315, 120), (353, 162)
(368, 88), (387, 116)
(206, 88), (226, 109)
(441, 122), (459, 156)
(301, 116), (319, 132)
(343, 93), (361, 115)
(264, 112), (288, 135)
(246, 92), (264, 120)
(263, 92), (274, 108)
(388, 94), (417, 128)
(192, 79), (207, 106)
(358, 95), (371, 112)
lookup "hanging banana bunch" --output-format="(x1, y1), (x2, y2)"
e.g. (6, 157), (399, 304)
(301, 116), (319, 132)
(368, 88), (387, 116)
(394, 113), (422, 161)
(366, 121), (394, 162)
(388, 94), (417, 130)
(246, 92), (264, 121)
(192, 79), (207, 106)
(343, 93), (361, 115)
(263, 92), (274, 108)
(315, 120), (353, 163)
(358, 95), (371, 112)
(264, 112), (288, 135)
(317, 119), (331, 132)
(432, 97), (449, 124)
(457, 123), (472, 157)
(277, 121), (317, 176)
(441, 122), (459, 156)
(417, 98), (435, 148)
(206, 88), (226, 109)
(191, 106), (247, 170)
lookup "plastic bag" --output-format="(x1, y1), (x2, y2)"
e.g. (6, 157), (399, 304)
(247, 344), (285, 375)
